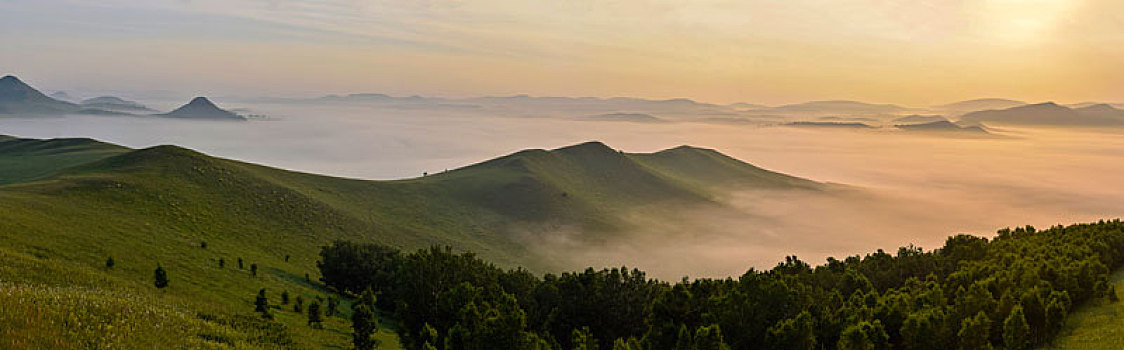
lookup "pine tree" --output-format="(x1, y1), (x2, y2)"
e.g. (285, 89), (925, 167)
(251, 263), (258, 277)
(200, 241), (207, 249)
(105, 256), (115, 269)
(351, 288), (380, 350)
(255, 288), (270, 314)
(153, 265), (169, 289)
(237, 257), (244, 269)
(218, 258), (225, 268)
(282, 291), (290, 305)
(1110, 285), (1120, 303)
(1003, 305), (1030, 350)
(294, 295), (304, 313)
(308, 301), (323, 328)
(327, 296), (339, 317)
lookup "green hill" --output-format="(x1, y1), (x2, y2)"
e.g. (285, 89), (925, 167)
(0, 135), (823, 349)
(0, 136), (129, 184)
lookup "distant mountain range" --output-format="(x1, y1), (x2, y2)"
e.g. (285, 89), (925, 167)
(959, 102), (1124, 126)
(757, 100), (909, 115)
(933, 98), (1027, 113)
(0, 75), (241, 120)
(7, 74), (1124, 127)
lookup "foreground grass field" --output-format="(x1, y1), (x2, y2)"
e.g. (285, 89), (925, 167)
(1046, 269), (1124, 350)
(0, 243), (401, 349)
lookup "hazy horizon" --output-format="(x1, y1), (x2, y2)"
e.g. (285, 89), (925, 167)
(4, 0), (1123, 106)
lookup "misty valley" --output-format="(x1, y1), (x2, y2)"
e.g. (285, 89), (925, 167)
(3, 71), (1124, 350)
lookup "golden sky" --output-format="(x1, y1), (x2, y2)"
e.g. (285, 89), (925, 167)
(2, 0), (1122, 105)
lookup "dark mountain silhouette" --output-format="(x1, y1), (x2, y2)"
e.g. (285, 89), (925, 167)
(159, 97), (245, 120)
(0, 75), (79, 115)
(959, 102), (1124, 126)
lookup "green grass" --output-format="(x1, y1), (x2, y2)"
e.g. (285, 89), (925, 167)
(0, 136), (129, 184)
(0, 135), (823, 349)
(1044, 269), (1124, 350)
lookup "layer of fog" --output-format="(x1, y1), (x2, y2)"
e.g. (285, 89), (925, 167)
(3, 102), (1123, 279)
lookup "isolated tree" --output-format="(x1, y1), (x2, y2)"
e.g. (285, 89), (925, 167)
(327, 296), (340, 317)
(285, 254), (290, 262)
(200, 241), (207, 249)
(294, 295), (304, 313)
(251, 263), (258, 277)
(1110, 285), (1120, 303)
(105, 256), (115, 269)
(352, 288), (380, 350)
(255, 288), (270, 314)
(219, 258), (225, 268)
(153, 265), (169, 289)
(1003, 305), (1030, 350)
(308, 301), (324, 328)
(237, 257), (244, 269)
(281, 291), (290, 305)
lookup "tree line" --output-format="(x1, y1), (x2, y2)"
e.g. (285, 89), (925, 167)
(318, 220), (1124, 350)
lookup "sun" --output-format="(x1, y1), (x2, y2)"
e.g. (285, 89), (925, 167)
(980, 0), (1081, 44)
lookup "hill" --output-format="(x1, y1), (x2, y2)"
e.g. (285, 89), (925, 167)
(934, 98), (1026, 113)
(959, 102), (1124, 126)
(81, 96), (154, 112)
(785, 121), (874, 128)
(893, 114), (948, 124)
(895, 120), (989, 133)
(0, 75), (79, 115)
(584, 112), (666, 123)
(0, 136), (130, 184)
(160, 97), (245, 120)
(763, 100), (907, 115)
(0, 136), (826, 348)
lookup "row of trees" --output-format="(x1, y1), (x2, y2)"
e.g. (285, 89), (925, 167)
(317, 220), (1124, 350)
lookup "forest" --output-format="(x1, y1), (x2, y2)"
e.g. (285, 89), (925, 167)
(317, 220), (1124, 350)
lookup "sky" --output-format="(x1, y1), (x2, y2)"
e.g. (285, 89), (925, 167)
(2, 0), (1123, 105)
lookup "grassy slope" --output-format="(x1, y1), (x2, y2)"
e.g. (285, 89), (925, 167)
(0, 136), (821, 349)
(0, 136), (129, 184)
(1045, 270), (1124, 350)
